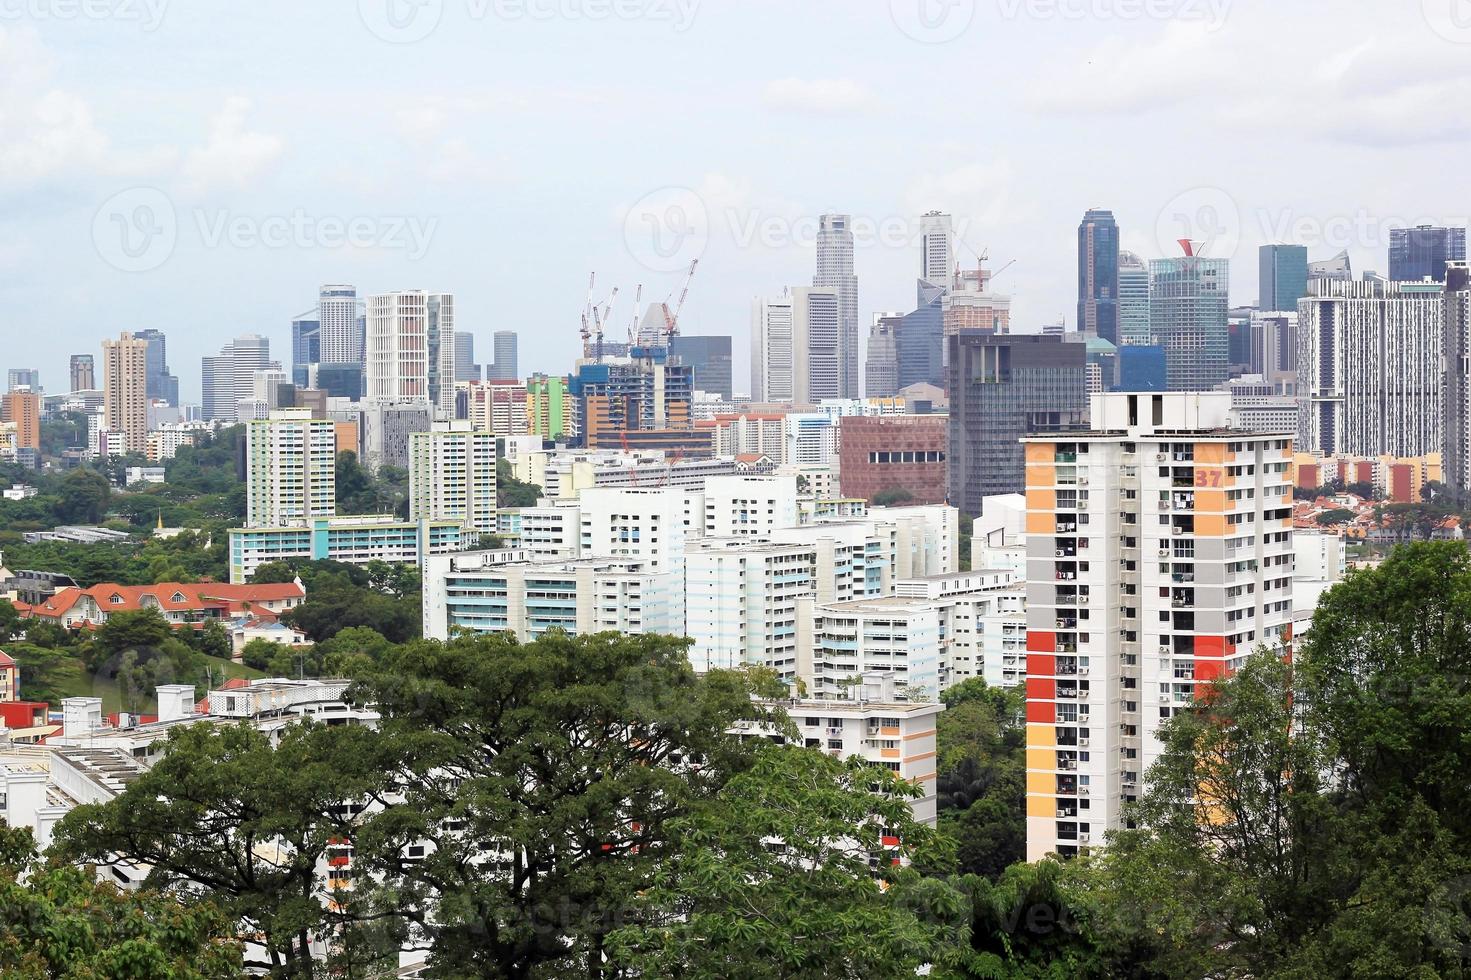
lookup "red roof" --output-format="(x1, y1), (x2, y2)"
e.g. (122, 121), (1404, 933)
(23, 582), (304, 621)
(0, 701), (50, 730)
(0, 650), (14, 668)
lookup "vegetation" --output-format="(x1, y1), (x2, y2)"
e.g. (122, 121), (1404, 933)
(497, 457), (542, 508)
(872, 487), (915, 507)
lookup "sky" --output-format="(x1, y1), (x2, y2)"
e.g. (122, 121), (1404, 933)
(4, 0), (1471, 401)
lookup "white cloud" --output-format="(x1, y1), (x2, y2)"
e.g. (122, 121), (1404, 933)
(762, 77), (878, 114)
(181, 97), (284, 192)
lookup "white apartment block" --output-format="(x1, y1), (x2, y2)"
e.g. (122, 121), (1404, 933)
(367, 290), (455, 416)
(577, 487), (693, 575)
(895, 570), (1028, 689)
(1023, 392), (1294, 862)
(702, 475), (799, 538)
(495, 502), (582, 560)
(800, 597), (943, 701)
(515, 449), (741, 500)
(685, 539), (815, 677)
(408, 422), (498, 534)
(245, 410), (337, 528)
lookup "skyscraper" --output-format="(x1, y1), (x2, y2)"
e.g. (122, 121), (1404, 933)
(69, 355), (95, 393)
(1023, 392), (1294, 861)
(1077, 209), (1120, 344)
(947, 332), (1088, 514)
(133, 329), (179, 406)
(1308, 250), (1353, 283)
(6, 369), (39, 393)
(3, 390), (40, 452)
(1297, 277), (1445, 458)
(1117, 251), (1151, 345)
(102, 332), (149, 452)
(751, 292), (795, 402)
(791, 286), (841, 404)
(1258, 244), (1309, 311)
(814, 213), (859, 398)
(201, 335), (273, 422)
(865, 316), (900, 399)
(318, 284), (363, 365)
(669, 335), (733, 400)
(897, 280), (945, 390)
(426, 293), (457, 418)
(291, 314), (320, 388)
(1444, 262), (1471, 490)
(454, 332), (480, 383)
(245, 410), (337, 528)
(1149, 254), (1230, 391)
(1389, 225), (1467, 283)
(367, 291), (439, 408)
(920, 211), (954, 287)
(489, 331), (518, 382)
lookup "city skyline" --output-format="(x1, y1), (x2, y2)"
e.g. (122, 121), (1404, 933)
(6, 2), (1470, 399)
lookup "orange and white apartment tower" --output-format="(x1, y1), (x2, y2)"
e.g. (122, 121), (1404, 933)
(1022, 392), (1295, 861)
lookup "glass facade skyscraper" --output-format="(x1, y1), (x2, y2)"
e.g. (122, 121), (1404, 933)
(1077, 209), (1120, 345)
(1389, 225), (1466, 284)
(669, 335), (733, 399)
(1259, 244), (1309, 311)
(1149, 256), (1230, 391)
(1117, 251), (1151, 345)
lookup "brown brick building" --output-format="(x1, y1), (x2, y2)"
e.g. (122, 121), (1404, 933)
(838, 415), (948, 505)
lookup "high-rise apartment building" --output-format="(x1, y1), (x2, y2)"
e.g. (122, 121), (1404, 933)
(791, 286), (841, 404)
(1441, 262), (1471, 489)
(527, 374), (572, 439)
(2, 391), (40, 452)
(1259, 244), (1309, 312)
(318, 285), (363, 365)
(1149, 254), (1230, 391)
(814, 214), (859, 398)
(1023, 392), (1295, 860)
(244, 410), (337, 528)
(1297, 278), (1444, 458)
(489, 331), (519, 382)
(920, 211), (954, 287)
(751, 292), (795, 403)
(133, 329), (179, 406)
(408, 422), (498, 534)
(947, 333), (1088, 514)
(669, 335), (733, 399)
(1077, 209), (1120, 345)
(69, 355), (95, 393)
(1117, 251), (1151, 346)
(366, 291), (449, 409)
(1389, 225), (1466, 284)
(101, 333), (150, 452)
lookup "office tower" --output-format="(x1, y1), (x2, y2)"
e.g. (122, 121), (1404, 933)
(366, 290), (449, 408)
(133, 329), (179, 406)
(669, 335), (733, 399)
(101, 332), (149, 452)
(1117, 346), (1168, 391)
(944, 263), (1012, 338)
(408, 422), (498, 533)
(1390, 225), (1467, 283)
(791, 286), (841, 404)
(6, 369), (39, 393)
(1297, 277), (1445, 458)
(314, 364), (364, 401)
(866, 316), (900, 398)
(360, 402), (434, 470)
(69, 355), (95, 393)
(920, 211), (954, 287)
(838, 415), (949, 504)
(527, 374), (572, 440)
(899, 280), (946, 390)
(1117, 251), (1151, 345)
(318, 285), (362, 365)
(1227, 310), (1254, 376)
(1308, 250), (1353, 283)
(1259, 244), (1309, 311)
(2, 391), (40, 451)
(291, 314), (321, 387)
(1444, 262), (1471, 489)
(1022, 391), (1295, 861)
(454, 332), (480, 383)
(1250, 311), (1297, 386)
(244, 410), (337, 528)
(489, 331), (519, 382)
(1083, 336), (1118, 394)
(751, 292), (795, 402)
(814, 214), (860, 398)
(1149, 254), (1230, 391)
(1077, 209), (1120, 344)
(947, 333), (1088, 514)
(201, 335), (273, 422)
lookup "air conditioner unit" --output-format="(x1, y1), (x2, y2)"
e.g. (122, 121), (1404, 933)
(1157, 548), (1170, 557)
(1078, 713), (1090, 724)
(1159, 646), (1172, 655)
(1057, 808), (1070, 818)
(1079, 737), (1090, 746)
(1078, 786), (1090, 796)
(1157, 500), (1169, 510)
(1079, 596), (1090, 604)
(1078, 477), (1090, 486)
(1079, 667), (1090, 676)
(1159, 694), (1172, 703)
(1079, 832), (1091, 843)
(1172, 526), (1184, 535)
(1155, 453), (1167, 462)
(1055, 550), (1065, 557)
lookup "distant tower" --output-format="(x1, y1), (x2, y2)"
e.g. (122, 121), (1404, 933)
(1149, 254), (1230, 391)
(133, 328), (179, 406)
(920, 211), (954, 287)
(1259, 244), (1309, 311)
(489, 331), (519, 382)
(69, 354), (95, 393)
(751, 292), (795, 403)
(814, 214), (859, 398)
(1390, 225), (1467, 284)
(367, 290), (454, 417)
(1077, 209), (1120, 345)
(1117, 251), (1152, 345)
(318, 285), (363, 365)
(454, 332), (480, 382)
(102, 332), (149, 451)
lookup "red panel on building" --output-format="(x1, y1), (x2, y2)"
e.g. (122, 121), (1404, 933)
(1193, 636), (1233, 660)
(837, 415), (948, 504)
(1390, 465), (1412, 503)
(1026, 699), (1057, 724)
(1026, 678), (1056, 702)
(1026, 631), (1057, 653)
(1194, 659), (1228, 682)
(1027, 653), (1056, 677)
(1297, 463), (1320, 489)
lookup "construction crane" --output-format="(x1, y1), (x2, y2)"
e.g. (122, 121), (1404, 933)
(578, 272), (597, 353)
(626, 283), (643, 346)
(593, 286), (618, 362)
(661, 258), (699, 340)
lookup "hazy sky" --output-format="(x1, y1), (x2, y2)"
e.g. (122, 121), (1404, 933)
(4, 0), (1471, 400)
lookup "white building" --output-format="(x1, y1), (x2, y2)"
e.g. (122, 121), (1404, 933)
(245, 410), (337, 528)
(366, 291), (456, 417)
(1023, 392), (1295, 861)
(750, 292), (794, 403)
(791, 286), (842, 404)
(685, 539), (815, 677)
(895, 570), (1028, 689)
(702, 475), (798, 538)
(1224, 374), (1299, 434)
(495, 502), (582, 560)
(408, 422), (498, 534)
(318, 285), (362, 366)
(814, 214), (859, 399)
(919, 211), (954, 288)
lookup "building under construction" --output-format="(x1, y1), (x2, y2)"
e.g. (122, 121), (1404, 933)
(568, 348), (712, 456)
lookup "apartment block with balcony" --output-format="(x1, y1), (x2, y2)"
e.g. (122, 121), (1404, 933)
(1023, 392), (1294, 861)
